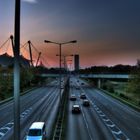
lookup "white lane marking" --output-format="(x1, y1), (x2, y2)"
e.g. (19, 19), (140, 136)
(95, 107), (99, 111)
(80, 106), (93, 140)
(103, 118), (110, 122)
(0, 132), (4, 136)
(97, 110), (102, 113)
(107, 124), (115, 128)
(112, 130), (122, 135)
(7, 122), (14, 125)
(99, 114), (105, 117)
(0, 107), (33, 139)
(0, 127), (11, 130)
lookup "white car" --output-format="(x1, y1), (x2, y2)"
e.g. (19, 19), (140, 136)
(26, 122), (46, 140)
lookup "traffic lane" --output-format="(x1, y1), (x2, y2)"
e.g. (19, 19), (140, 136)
(21, 89), (60, 140)
(65, 99), (91, 140)
(4, 87), (59, 140)
(0, 80), (58, 113)
(85, 87), (140, 140)
(0, 86), (58, 140)
(0, 87), (53, 128)
(79, 98), (114, 140)
(76, 90), (114, 140)
(65, 86), (91, 140)
(42, 92), (60, 139)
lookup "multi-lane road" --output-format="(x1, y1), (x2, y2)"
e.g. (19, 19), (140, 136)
(0, 78), (140, 140)
(0, 81), (60, 140)
(65, 78), (140, 140)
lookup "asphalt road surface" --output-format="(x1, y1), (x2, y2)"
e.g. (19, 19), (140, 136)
(0, 81), (60, 140)
(0, 78), (140, 140)
(65, 78), (140, 140)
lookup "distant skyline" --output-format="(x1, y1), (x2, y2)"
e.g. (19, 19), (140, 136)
(0, 0), (140, 68)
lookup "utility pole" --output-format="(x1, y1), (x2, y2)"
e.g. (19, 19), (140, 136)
(44, 40), (77, 107)
(14, 0), (20, 139)
(36, 52), (41, 67)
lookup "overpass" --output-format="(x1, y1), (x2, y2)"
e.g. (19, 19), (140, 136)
(41, 73), (130, 88)
(78, 74), (129, 79)
(41, 73), (129, 79)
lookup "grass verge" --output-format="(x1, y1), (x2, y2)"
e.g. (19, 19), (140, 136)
(100, 88), (140, 112)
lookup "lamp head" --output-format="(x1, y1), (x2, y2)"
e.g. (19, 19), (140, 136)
(44, 40), (51, 43)
(70, 40), (77, 43)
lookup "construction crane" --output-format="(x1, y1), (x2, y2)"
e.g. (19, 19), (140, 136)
(36, 52), (41, 67)
(28, 40), (33, 67)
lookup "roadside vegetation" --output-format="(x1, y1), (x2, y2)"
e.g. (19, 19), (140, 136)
(101, 80), (140, 107)
(126, 65), (140, 106)
(80, 60), (140, 110)
(0, 66), (47, 101)
(101, 62), (140, 109)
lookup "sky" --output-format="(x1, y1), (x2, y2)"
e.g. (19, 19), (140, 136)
(0, 0), (140, 68)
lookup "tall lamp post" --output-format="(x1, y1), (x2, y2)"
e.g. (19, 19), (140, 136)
(14, 0), (20, 139)
(44, 40), (77, 103)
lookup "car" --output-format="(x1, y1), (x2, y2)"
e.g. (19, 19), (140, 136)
(26, 122), (46, 140)
(70, 95), (76, 101)
(83, 99), (90, 107)
(72, 105), (81, 114)
(80, 94), (86, 99)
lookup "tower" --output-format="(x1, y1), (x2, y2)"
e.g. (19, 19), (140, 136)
(74, 54), (79, 71)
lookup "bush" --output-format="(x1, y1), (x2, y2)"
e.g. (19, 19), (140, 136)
(119, 93), (129, 100)
(102, 85), (107, 90)
(108, 86), (114, 93)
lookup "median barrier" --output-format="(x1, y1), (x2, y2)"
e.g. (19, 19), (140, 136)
(52, 78), (69, 140)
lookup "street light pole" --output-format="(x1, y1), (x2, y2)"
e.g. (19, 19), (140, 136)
(44, 40), (77, 105)
(14, 0), (20, 139)
(59, 44), (62, 103)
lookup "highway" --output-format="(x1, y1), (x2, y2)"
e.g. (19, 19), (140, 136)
(0, 78), (140, 140)
(0, 81), (60, 140)
(65, 78), (140, 140)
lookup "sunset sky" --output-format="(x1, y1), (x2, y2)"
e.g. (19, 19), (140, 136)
(0, 0), (140, 68)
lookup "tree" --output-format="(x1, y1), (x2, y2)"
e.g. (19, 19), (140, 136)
(20, 68), (34, 90)
(126, 60), (140, 100)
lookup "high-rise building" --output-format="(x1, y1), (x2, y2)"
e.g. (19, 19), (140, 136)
(74, 54), (79, 71)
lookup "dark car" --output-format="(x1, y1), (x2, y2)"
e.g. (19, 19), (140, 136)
(70, 95), (76, 101)
(83, 99), (90, 107)
(80, 94), (86, 99)
(72, 105), (81, 114)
